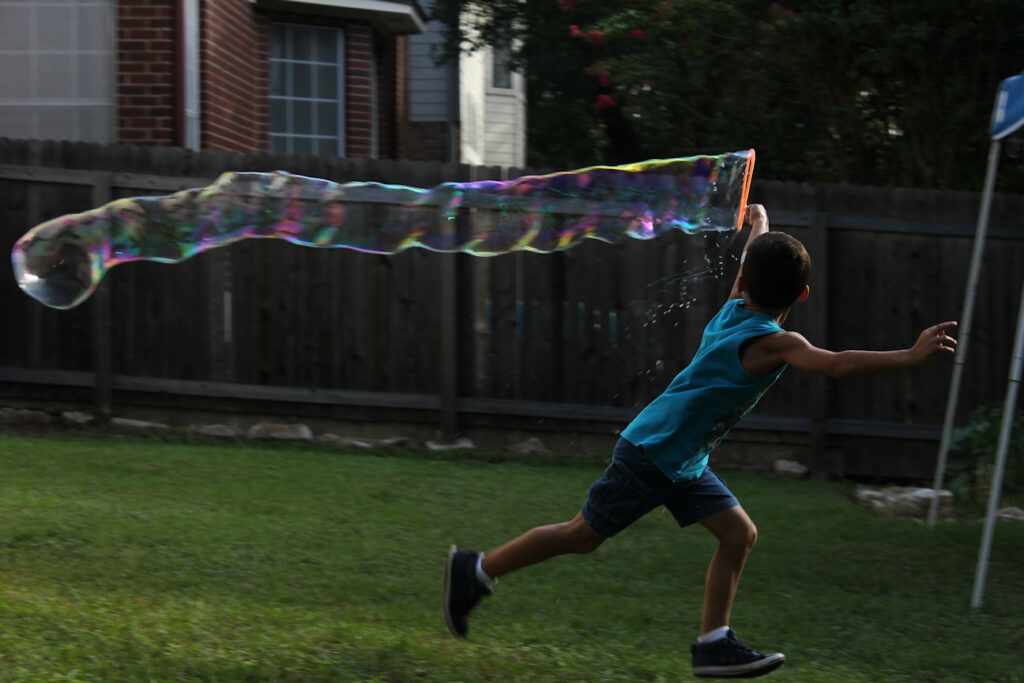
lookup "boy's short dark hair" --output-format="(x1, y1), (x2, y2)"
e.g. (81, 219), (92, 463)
(742, 232), (811, 309)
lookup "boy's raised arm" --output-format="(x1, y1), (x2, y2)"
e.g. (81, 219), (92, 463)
(728, 204), (770, 301)
(754, 322), (958, 378)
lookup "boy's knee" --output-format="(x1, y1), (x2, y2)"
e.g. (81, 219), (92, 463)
(745, 521), (758, 549)
(732, 520), (757, 551)
(565, 518), (606, 554)
(717, 518), (757, 553)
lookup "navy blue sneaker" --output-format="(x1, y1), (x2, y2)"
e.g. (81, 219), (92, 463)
(443, 545), (494, 637)
(691, 630), (785, 678)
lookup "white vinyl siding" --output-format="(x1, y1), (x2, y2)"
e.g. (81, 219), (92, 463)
(484, 49), (525, 168)
(408, 20), (451, 122)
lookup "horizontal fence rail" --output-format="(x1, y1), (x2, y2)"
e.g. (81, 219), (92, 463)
(2, 138), (1023, 480)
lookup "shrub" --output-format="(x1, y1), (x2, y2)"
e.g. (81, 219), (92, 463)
(947, 403), (1024, 505)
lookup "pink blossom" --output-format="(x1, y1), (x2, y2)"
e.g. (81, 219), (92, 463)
(588, 29), (605, 43)
(569, 24), (583, 38)
(630, 29), (645, 38)
(597, 71), (612, 87)
(557, 0), (581, 10)
(595, 94), (616, 110)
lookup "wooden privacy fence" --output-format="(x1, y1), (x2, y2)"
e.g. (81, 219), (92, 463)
(1, 139), (1023, 479)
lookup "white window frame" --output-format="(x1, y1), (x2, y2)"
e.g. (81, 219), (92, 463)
(269, 22), (346, 156)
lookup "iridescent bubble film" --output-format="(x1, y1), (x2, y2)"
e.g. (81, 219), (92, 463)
(12, 150), (754, 309)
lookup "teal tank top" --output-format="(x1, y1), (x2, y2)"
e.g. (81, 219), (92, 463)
(621, 298), (787, 481)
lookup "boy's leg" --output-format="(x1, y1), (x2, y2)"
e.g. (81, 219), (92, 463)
(482, 512), (606, 578)
(444, 513), (606, 638)
(445, 438), (655, 638)
(691, 504), (784, 678)
(697, 505), (757, 633)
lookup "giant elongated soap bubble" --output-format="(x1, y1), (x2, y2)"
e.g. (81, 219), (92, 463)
(12, 149), (755, 309)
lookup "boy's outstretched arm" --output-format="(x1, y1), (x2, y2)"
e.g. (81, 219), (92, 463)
(745, 321), (958, 378)
(728, 204), (770, 301)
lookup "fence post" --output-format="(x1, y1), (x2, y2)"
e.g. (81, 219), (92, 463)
(809, 207), (832, 479)
(439, 206), (459, 441)
(92, 173), (113, 426)
(207, 251), (232, 381)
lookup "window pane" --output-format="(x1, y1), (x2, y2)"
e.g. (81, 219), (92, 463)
(0, 55), (32, 98)
(0, 6), (32, 51)
(36, 6), (72, 52)
(79, 53), (113, 99)
(271, 61), (286, 95)
(316, 65), (336, 99)
(270, 99), (287, 133)
(294, 100), (312, 135)
(317, 28), (336, 62)
(271, 135), (289, 154)
(492, 44), (512, 89)
(317, 138), (338, 157)
(292, 27), (312, 62)
(317, 102), (337, 136)
(0, 106), (35, 139)
(37, 54), (75, 98)
(294, 137), (313, 155)
(37, 106), (77, 137)
(270, 24), (286, 59)
(292, 63), (312, 98)
(78, 5), (113, 52)
(77, 105), (114, 144)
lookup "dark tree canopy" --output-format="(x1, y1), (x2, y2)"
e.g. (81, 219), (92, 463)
(432, 0), (1024, 191)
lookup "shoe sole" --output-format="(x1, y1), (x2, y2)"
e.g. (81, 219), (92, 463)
(693, 653), (785, 678)
(443, 544), (462, 638)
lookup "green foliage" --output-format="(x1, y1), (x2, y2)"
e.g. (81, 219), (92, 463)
(947, 403), (1024, 505)
(432, 0), (1024, 190)
(1, 433), (1023, 680)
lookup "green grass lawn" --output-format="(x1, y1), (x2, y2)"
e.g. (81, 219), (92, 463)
(0, 431), (1022, 682)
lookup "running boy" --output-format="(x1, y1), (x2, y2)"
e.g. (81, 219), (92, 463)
(444, 204), (957, 678)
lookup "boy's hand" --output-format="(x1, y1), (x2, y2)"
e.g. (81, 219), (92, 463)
(909, 321), (958, 366)
(745, 204), (768, 228)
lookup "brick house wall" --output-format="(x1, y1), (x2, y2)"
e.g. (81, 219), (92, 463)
(201, 0), (268, 153)
(390, 35), (409, 160)
(117, 0), (176, 145)
(115, 0), (412, 158)
(345, 23), (374, 159)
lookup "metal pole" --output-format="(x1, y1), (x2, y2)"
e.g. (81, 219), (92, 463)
(971, 276), (1024, 608)
(928, 140), (1002, 526)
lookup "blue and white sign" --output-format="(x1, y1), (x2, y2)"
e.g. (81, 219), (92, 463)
(992, 71), (1024, 140)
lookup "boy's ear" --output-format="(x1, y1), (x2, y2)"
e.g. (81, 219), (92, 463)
(796, 285), (810, 302)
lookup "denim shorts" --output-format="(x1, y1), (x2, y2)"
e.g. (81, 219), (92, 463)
(580, 438), (739, 537)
